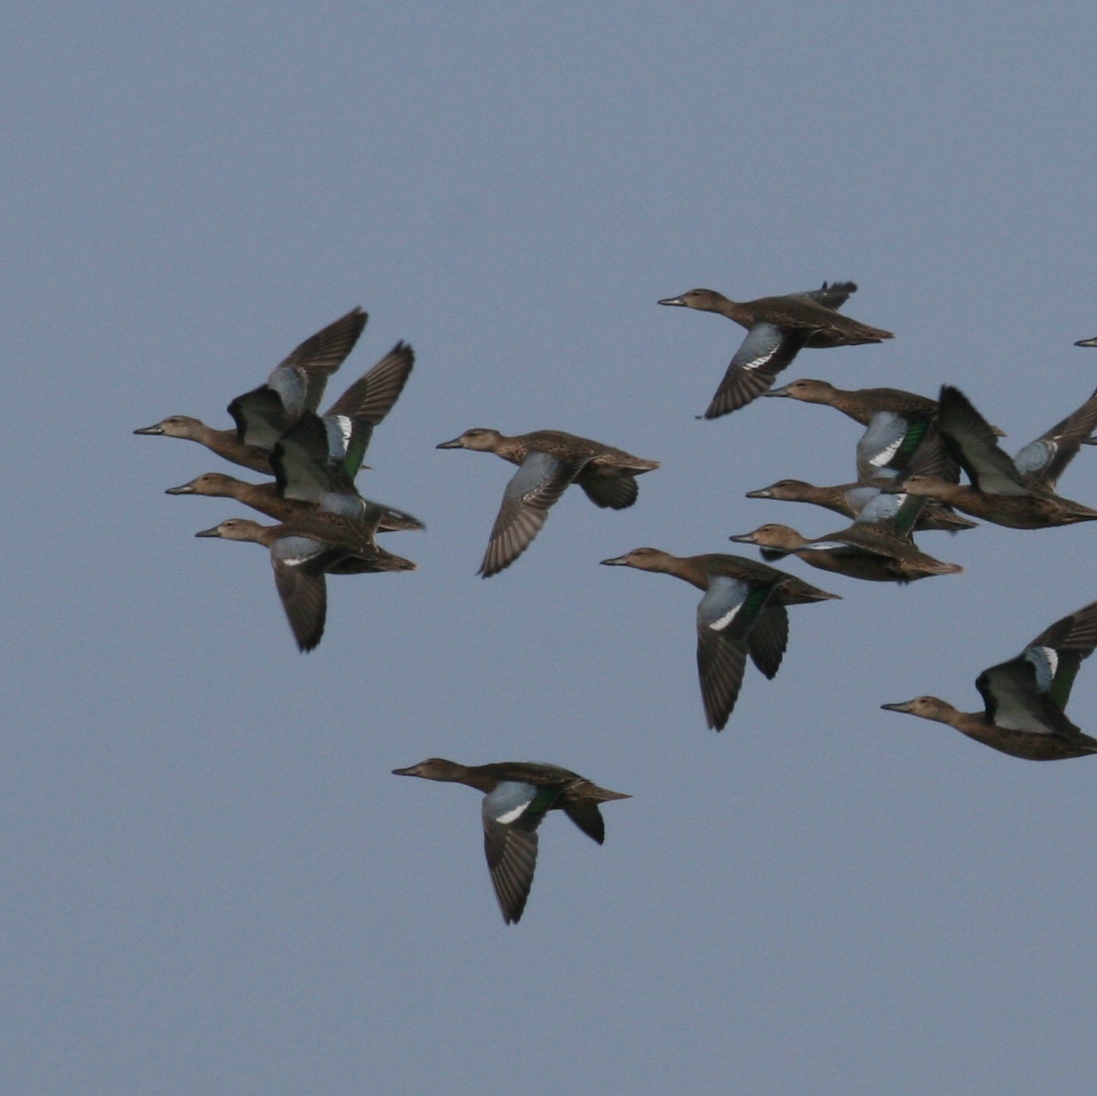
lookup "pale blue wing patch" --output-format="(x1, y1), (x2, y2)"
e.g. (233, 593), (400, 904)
(270, 534), (327, 567)
(857, 412), (909, 476)
(855, 490), (903, 524)
(266, 366), (309, 419)
(483, 781), (540, 825)
(845, 485), (883, 515)
(697, 575), (751, 633)
(730, 322), (787, 372)
(1013, 438), (1054, 478)
(1024, 645), (1059, 694)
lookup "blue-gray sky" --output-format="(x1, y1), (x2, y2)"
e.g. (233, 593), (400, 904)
(6, 4), (1097, 1093)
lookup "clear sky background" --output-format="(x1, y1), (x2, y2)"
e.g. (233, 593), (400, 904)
(6, 4), (1097, 1094)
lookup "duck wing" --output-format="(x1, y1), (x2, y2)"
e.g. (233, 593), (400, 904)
(227, 308), (367, 450)
(479, 452), (588, 577)
(975, 599), (1097, 732)
(702, 324), (810, 419)
(269, 536), (341, 652)
(481, 781), (560, 924)
(746, 603), (789, 680)
(321, 341), (414, 476)
(578, 473), (639, 509)
(937, 386), (1031, 496)
(695, 577), (775, 729)
(1013, 385), (1097, 491)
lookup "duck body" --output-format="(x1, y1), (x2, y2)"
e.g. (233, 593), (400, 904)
(882, 599), (1097, 760)
(730, 522), (962, 583)
(657, 283), (893, 418)
(437, 428), (659, 577)
(600, 547), (839, 730)
(165, 472), (424, 532)
(764, 379), (936, 426)
(745, 478), (977, 533)
(195, 513), (415, 652)
(135, 312), (415, 479)
(392, 758), (630, 924)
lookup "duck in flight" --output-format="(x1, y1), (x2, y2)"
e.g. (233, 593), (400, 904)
(657, 282), (893, 419)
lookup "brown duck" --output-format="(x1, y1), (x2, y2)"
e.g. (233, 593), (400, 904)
(437, 429), (659, 577)
(392, 758), (630, 924)
(730, 522), (962, 584)
(882, 599), (1097, 760)
(600, 547), (839, 730)
(657, 282), (893, 418)
(896, 385), (1097, 529)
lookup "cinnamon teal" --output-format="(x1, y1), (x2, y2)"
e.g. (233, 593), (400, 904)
(730, 522), (963, 583)
(657, 282), (892, 418)
(600, 548), (839, 730)
(391, 758), (630, 924)
(437, 429), (659, 577)
(195, 512), (416, 652)
(764, 378), (937, 425)
(135, 308), (368, 471)
(882, 598), (1097, 760)
(745, 479), (977, 533)
(166, 472), (424, 532)
(895, 385), (1097, 529)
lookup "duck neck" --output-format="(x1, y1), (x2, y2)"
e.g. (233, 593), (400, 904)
(708, 295), (753, 327)
(490, 436), (528, 465)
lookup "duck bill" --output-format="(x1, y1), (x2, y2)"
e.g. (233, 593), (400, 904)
(760, 385), (792, 398)
(435, 436), (464, 449)
(599, 555), (631, 566)
(194, 526), (223, 538)
(391, 764), (423, 777)
(1076, 336), (1097, 347)
(728, 532), (759, 544)
(133, 423), (165, 435)
(165, 482), (196, 495)
(744, 488), (773, 499)
(656, 295), (686, 307)
(880, 701), (915, 714)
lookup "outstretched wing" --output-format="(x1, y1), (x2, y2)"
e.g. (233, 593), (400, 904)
(481, 781), (558, 924)
(478, 453), (588, 577)
(1013, 385), (1097, 491)
(702, 324), (810, 419)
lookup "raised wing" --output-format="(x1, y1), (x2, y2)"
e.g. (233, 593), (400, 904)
(1013, 385), (1097, 491)
(269, 307), (367, 414)
(322, 341), (415, 476)
(937, 386), (1031, 496)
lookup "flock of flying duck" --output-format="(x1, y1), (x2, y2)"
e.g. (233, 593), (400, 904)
(136, 287), (1097, 923)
